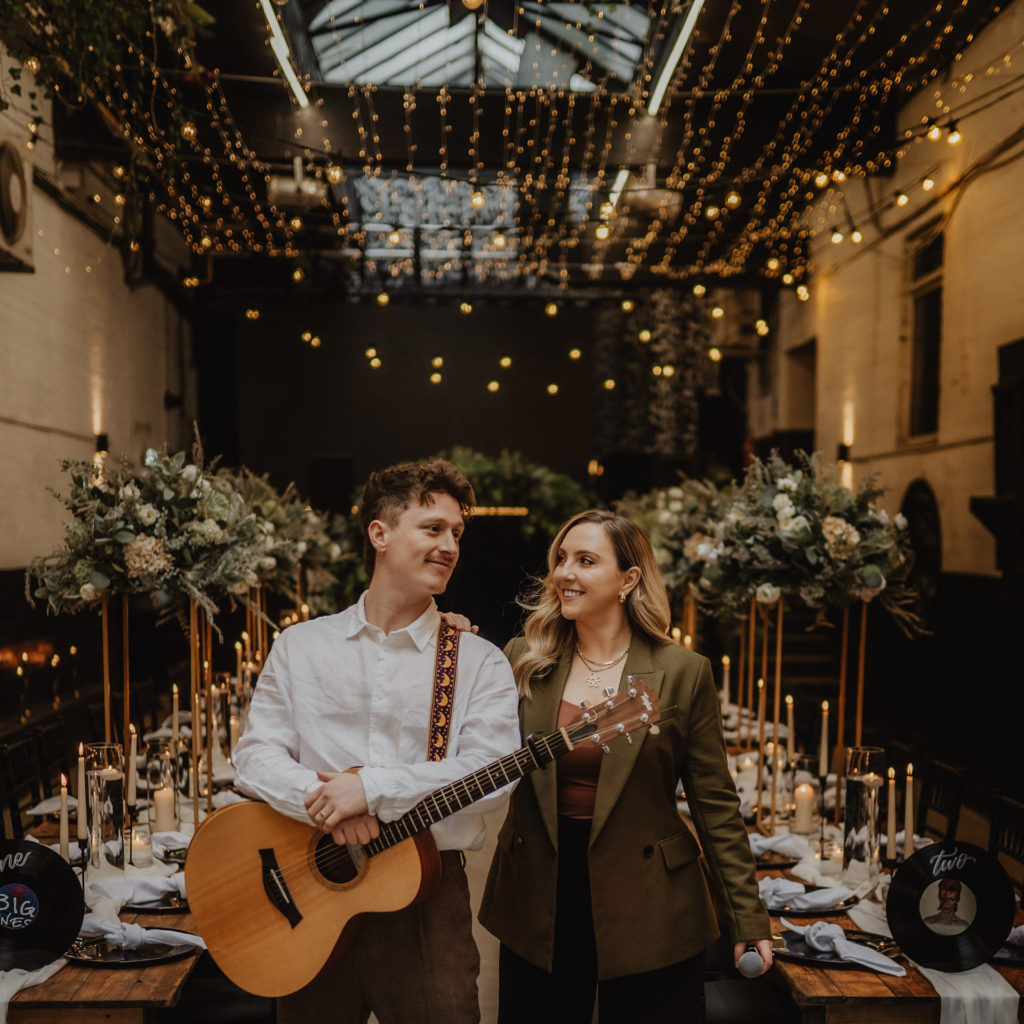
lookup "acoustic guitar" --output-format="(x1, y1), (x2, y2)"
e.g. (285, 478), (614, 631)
(184, 680), (662, 997)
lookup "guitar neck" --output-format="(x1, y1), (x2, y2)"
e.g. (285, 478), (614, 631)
(364, 729), (571, 856)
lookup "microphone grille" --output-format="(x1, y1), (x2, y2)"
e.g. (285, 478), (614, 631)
(737, 949), (764, 979)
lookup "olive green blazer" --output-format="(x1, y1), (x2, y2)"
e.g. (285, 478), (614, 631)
(478, 633), (770, 980)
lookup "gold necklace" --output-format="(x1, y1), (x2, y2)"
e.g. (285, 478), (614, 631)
(574, 641), (630, 687)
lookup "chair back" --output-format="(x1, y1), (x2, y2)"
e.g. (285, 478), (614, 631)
(34, 717), (67, 798)
(0, 735), (45, 839)
(990, 790), (1024, 897)
(916, 759), (966, 841)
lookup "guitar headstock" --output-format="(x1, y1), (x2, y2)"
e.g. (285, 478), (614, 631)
(563, 676), (663, 753)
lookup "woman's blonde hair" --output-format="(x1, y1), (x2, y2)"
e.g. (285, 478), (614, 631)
(513, 509), (672, 697)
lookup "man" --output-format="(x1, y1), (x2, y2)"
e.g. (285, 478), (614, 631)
(233, 458), (520, 1023)
(923, 878), (971, 934)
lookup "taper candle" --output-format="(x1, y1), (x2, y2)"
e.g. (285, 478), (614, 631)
(76, 743), (87, 841)
(887, 767), (897, 859)
(721, 655), (731, 708)
(126, 725), (137, 805)
(904, 764), (915, 860)
(671, 627), (681, 643)
(59, 774), (69, 862)
(683, 634), (693, 650)
(171, 683), (179, 753)
(786, 695), (795, 750)
(818, 701), (829, 778)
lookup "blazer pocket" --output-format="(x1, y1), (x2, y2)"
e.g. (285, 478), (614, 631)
(659, 829), (700, 870)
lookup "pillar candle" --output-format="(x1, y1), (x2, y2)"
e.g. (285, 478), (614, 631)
(59, 774), (69, 861)
(793, 782), (815, 833)
(76, 744), (88, 840)
(153, 787), (176, 831)
(785, 695), (794, 751)
(671, 627), (681, 643)
(126, 725), (137, 805)
(818, 701), (829, 778)
(130, 829), (153, 866)
(683, 634), (693, 650)
(721, 655), (731, 708)
(887, 767), (897, 859)
(904, 764), (915, 860)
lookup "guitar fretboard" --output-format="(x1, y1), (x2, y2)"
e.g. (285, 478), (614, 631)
(363, 729), (576, 856)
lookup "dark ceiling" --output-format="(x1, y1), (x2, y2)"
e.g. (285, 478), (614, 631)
(43, 0), (1003, 298)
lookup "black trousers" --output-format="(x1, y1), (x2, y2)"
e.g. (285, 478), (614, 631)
(497, 817), (706, 1024)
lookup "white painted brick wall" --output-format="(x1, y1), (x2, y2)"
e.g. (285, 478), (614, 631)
(0, 83), (190, 571)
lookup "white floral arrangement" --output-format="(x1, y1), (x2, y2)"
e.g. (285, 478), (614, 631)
(696, 451), (921, 633)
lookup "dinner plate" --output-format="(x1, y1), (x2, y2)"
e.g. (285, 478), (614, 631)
(772, 929), (900, 968)
(122, 893), (189, 914)
(768, 887), (861, 916)
(755, 852), (801, 870)
(66, 930), (199, 967)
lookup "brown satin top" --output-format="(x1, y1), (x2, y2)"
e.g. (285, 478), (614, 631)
(556, 699), (604, 819)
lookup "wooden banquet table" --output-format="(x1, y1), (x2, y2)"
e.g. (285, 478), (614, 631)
(8, 910), (203, 1024)
(761, 872), (1024, 1023)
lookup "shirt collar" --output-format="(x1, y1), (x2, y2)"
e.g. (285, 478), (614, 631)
(344, 591), (440, 651)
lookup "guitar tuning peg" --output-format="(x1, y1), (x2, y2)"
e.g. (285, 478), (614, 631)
(640, 713), (649, 724)
(625, 734), (633, 744)
(601, 743), (611, 754)
(628, 686), (637, 697)
(603, 686), (616, 697)
(616, 723), (625, 734)
(578, 700), (589, 709)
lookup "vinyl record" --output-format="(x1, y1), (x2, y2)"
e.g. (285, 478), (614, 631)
(0, 839), (84, 971)
(886, 841), (1015, 972)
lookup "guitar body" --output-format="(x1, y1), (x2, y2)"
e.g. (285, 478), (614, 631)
(184, 801), (442, 997)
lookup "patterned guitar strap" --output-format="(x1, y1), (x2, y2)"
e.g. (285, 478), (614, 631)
(426, 620), (460, 761)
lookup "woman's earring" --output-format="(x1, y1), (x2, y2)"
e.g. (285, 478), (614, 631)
(619, 591), (626, 604)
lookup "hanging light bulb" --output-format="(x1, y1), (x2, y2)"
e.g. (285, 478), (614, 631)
(766, 257), (780, 272)
(796, 285), (810, 302)
(755, 319), (770, 337)
(814, 171), (829, 189)
(545, 302), (559, 317)
(460, 301), (473, 314)
(493, 231), (507, 249)
(388, 227), (402, 245)
(470, 190), (485, 210)
(922, 177), (935, 192)
(782, 272), (794, 285)
(621, 299), (635, 312)
(692, 283), (706, 297)
(895, 192), (909, 206)
(603, 378), (616, 390)
(499, 356), (512, 368)
(595, 223), (610, 240)
(926, 120), (942, 141)
(711, 305), (724, 319)
(546, 384), (559, 395)
(724, 190), (741, 209)
(292, 267), (305, 282)
(430, 372), (442, 384)
(947, 122), (962, 145)
(180, 121), (198, 142)
(830, 227), (844, 244)
(850, 228), (863, 244)
(326, 164), (344, 184)
(569, 348), (582, 360)
(638, 329), (651, 343)
(377, 292), (389, 307)
(704, 204), (720, 220)
(707, 347), (722, 362)
(431, 356), (444, 368)
(487, 379), (500, 392)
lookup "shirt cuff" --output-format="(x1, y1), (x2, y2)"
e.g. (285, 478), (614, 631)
(359, 767), (384, 816)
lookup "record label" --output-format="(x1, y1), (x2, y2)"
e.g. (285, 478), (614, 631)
(0, 840), (84, 972)
(886, 841), (1015, 972)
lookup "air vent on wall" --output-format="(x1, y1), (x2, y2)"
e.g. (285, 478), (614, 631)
(0, 139), (34, 272)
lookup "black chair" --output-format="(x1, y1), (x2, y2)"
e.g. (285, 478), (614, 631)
(34, 716), (67, 797)
(916, 759), (966, 841)
(131, 679), (159, 735)
(989, 790), (1024, 897)
(0, 735), (45, 839)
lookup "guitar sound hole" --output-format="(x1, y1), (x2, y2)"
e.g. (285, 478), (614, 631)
(314, 834), (363, 884)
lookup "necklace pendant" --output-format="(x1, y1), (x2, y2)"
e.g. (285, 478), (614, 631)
(584, 670), (603, 688)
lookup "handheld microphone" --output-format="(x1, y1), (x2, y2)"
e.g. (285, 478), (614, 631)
(737, 948), (765, 978)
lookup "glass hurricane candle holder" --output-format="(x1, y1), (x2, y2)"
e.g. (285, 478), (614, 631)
(843, 746), (886, 880)
(84, 742), (125, 870)
(146, 739), (178, 834)
(790, 755), (821, 835)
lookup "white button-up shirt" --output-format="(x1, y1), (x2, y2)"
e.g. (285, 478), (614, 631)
(233, 594), (521, 851)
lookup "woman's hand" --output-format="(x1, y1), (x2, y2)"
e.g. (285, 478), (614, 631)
(733, 938), (774, 975)
(439, 611), (479, 634)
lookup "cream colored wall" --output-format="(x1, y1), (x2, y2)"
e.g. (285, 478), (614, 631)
(761, 3), (1024, 576)
(0, 59), (191, 571)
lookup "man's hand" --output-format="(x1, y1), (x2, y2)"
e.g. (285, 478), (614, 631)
(330, 814), (380, 847)
(439, 611), (478, 634)
(305, 769), (370, 830)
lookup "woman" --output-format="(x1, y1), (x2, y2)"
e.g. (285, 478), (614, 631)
(479, 509), (772, 1023)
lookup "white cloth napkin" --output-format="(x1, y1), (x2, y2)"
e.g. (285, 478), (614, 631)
(26, 795), (77, 817)
(760, 878), (855, 911)
(88, 872), (186, 905)
(781, 919), (905, 976)
(749, 833), (813, 860)
(79, 913), (206, 951)
(1005, 924), (1024, 946)
(0, 959), (66, 1024)
(880, 831), (932, 853)
(150, 830), (192, 858)
(846, 896), (892, 937)
(912, 962), (1018, 1024)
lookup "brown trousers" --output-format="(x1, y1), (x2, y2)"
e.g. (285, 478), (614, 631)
(277, 851), (481, 1024)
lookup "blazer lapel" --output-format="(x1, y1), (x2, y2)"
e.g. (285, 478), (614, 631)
(523, 647), (572, 849)
(589, 635), (666, 846)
